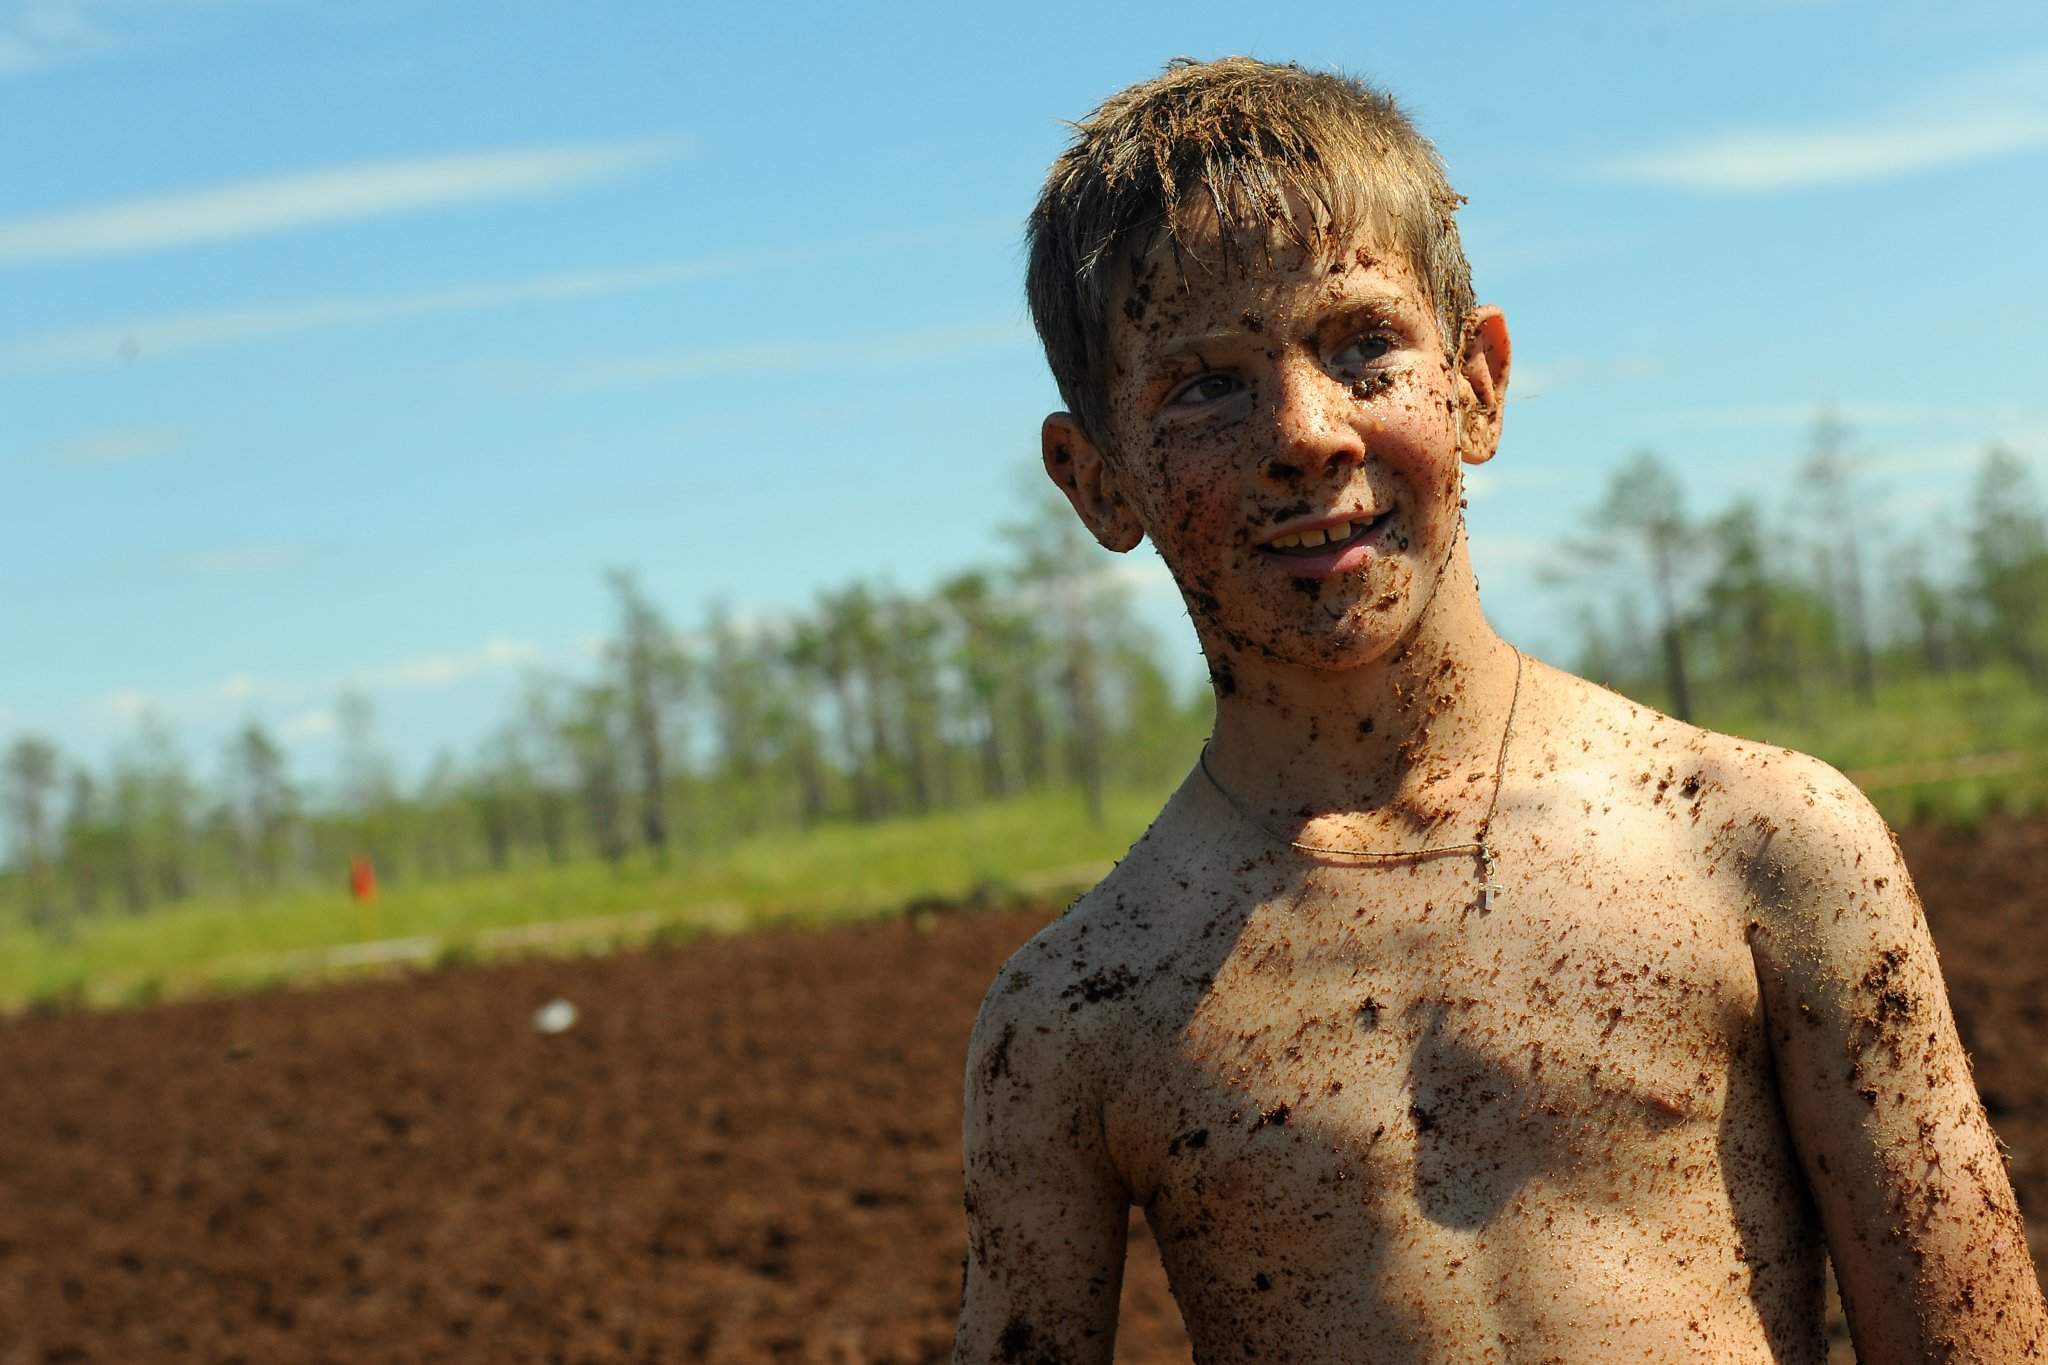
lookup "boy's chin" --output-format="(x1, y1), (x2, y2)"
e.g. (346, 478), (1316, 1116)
(1176, 555), (1435, 676)
(1273, 626), (1410, 674)
(1207, 606), (1417, 677)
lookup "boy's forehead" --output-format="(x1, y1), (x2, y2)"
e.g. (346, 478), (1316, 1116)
(1109, 223), (1431, 351)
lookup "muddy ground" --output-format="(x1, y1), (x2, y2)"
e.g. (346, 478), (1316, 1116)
(2, 823), (2043, 1363)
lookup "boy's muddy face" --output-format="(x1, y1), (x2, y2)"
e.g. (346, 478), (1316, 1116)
(1070, 232), (1503, 674)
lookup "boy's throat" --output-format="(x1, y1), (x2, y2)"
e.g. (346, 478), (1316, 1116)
(1198, 647), (1521, 919)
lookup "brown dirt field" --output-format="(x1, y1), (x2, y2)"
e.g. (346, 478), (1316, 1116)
(1, 823), (2043, 1363)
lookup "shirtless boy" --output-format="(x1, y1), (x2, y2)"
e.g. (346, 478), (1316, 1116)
(953, 57), (2047, 1363)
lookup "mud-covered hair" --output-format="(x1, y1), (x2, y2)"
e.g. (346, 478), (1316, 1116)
(1025, 56), (1476, 454)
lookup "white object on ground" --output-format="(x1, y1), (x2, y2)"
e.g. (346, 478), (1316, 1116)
(532, 997), (578, 1035)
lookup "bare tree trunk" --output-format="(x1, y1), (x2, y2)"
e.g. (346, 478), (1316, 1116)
(794, 731), (828, 826)
(537, 789), (569, 864)
(1066, 641), (1107, 826)
(1016, 690), (1051, 789)
(1807, 412), (1877, 704)
(978, 717), (1006, 799)
(606, 570), (687, 864)
(1651, 544), (1693, 723)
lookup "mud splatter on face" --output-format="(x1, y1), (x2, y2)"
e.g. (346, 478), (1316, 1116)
(1079, 225), (1486, 679)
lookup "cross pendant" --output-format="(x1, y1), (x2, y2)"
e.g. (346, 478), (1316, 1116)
(1479, 843), (1502, 913)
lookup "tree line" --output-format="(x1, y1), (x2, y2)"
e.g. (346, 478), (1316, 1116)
(1552, 416), (2048, 724)
(7, 416), (2046, 934)
(0, 496), (1207, 935)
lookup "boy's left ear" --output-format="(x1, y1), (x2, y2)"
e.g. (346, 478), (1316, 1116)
(1455, 305), (1511, 466)
(1042, 413), (1144, 552)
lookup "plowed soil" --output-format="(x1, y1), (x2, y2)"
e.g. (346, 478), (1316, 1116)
(2, 823), (2043, 1363)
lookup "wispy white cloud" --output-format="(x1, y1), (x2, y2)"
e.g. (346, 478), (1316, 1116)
(99, 687), (151, 723)
(511, 320), (1031, 396)
(34, 422), (183, 463)
(0, 139), (678, 267)
(1603, 52), (2048, 191)
(3, 259), (736, 369)
(167, 542), (311, 577)
(1606, 116), (2048, 191)
(0, 0), (115, 76)
(281, 708), (335, 742)
(252, 638), (545, 702)
(1, 1), (262, 78)
(355, 637), (541, 692)
(1, 221), (1012, 370)
(75, 636), (550, 747)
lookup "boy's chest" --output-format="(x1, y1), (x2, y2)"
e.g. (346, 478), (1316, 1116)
(1101, 846), (1766, 1217)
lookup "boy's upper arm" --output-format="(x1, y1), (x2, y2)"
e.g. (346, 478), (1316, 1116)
(954, 950), (1130, 1365)
(1741, 754), (2046, 1362)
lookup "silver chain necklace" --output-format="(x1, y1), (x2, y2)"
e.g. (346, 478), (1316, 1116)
(1198, 648), (1523, 912)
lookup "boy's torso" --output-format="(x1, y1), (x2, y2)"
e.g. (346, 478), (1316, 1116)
(1027, 675), (1830, 1363)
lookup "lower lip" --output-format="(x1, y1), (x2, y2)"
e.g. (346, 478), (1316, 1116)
(1257, 515), (1392, 578)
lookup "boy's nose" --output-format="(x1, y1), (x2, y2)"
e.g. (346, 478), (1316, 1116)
(1261, 362), (1366, 484)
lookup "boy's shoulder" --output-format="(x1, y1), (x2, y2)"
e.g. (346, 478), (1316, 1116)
(974, 857), (1174, 1028)
(963, 883), (1161, 1132)
(966, 823), (1211, 1074)
(1536, 663), (1893, 879)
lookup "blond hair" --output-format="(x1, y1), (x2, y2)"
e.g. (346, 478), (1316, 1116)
(1025, 57), (1476, 452)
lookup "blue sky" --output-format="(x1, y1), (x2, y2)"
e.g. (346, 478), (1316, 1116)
(5, 0), (2046, 792)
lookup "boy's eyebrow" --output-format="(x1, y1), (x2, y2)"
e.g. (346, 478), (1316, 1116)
(1151, 286), (1419, 359)
(1153, 329), (1246, 358)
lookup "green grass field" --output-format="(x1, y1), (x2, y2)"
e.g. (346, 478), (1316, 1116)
(1668, 666), (2048, 825)
(4, 667), (2044, 1014)
(0, 786), (1168, 1012)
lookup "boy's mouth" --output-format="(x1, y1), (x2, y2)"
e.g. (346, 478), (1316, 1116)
(1258, 510), (1391, 559)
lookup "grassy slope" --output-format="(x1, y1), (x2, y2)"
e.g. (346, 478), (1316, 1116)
(1679, 666), (2048, 823)
(0, 786), (1170, 1009)
(4, 667), (2044, 1011)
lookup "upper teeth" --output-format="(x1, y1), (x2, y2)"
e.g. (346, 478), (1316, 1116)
(1271, 521), (1357, 549)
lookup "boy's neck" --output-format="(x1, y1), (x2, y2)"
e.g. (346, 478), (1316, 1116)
(1201, 593), (1518, 829)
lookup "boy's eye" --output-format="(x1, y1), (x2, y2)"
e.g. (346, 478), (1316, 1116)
(1167, 373), (1242, 408)
(1330, 333), (1395, 375)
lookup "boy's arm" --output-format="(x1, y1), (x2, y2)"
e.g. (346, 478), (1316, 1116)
(1743, 756), (2047, 1363)
(953, 965), (1129, 1364)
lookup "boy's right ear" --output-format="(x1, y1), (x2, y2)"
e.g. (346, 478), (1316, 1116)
(1042, 413), (1143, 553)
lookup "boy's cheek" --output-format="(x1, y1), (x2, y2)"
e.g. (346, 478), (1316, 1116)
(1137, 500), (1229, 570)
